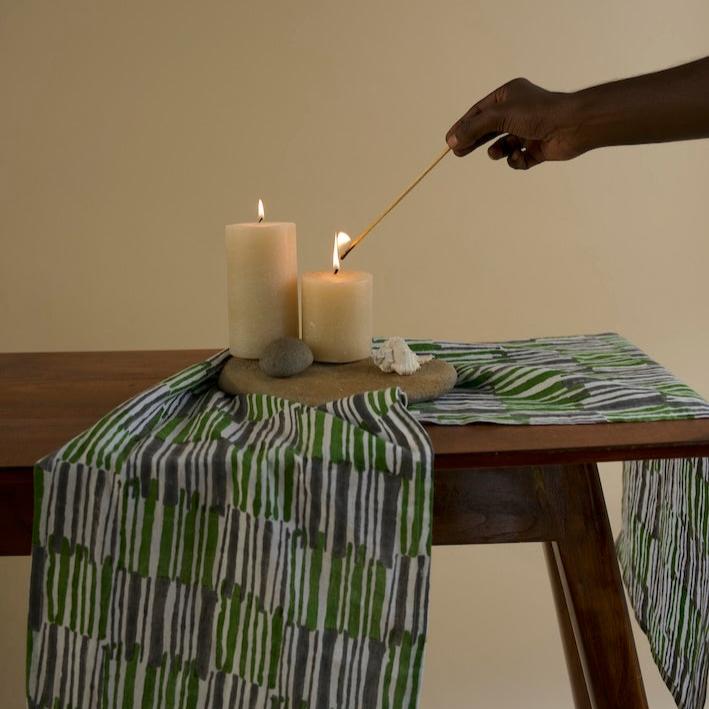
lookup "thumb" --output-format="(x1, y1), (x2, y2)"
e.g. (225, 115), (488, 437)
(446, 104), (503, 156)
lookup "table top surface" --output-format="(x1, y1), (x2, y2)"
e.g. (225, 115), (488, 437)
(3, 350), (709, 469)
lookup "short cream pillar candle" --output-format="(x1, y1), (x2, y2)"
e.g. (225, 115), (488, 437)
(302, 233), (373, 363)
(225, 200), (299, 359)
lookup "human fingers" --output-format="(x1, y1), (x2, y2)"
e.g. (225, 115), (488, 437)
(487, 134), (523, 160)
(506, 142), (544, 170)
(446, 89), (502, 155)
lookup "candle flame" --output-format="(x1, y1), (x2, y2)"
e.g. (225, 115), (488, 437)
(257, 199), (264, 223)
(332, 231), (351, 274)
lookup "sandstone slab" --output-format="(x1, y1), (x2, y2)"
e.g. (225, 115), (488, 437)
(218, 356), (457, 406)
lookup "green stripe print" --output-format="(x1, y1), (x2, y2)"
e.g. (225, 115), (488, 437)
(399, 333), (709, 426)
(27, 333), (709, 708)
(27, 351), (432, 708)
(617, 458), (709, 709)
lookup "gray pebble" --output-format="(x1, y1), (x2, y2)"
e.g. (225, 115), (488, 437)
(259, 337), (313, 378)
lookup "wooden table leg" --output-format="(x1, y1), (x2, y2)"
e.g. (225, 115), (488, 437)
(544, 542), (593, 709)
(544, 463), (648, 709)
(433, 462), (648, 706)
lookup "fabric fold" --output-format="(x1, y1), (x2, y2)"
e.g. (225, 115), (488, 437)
(617, 458), (709, 709)
(27, 353), (433, 708)
(27, 333), (709, 709)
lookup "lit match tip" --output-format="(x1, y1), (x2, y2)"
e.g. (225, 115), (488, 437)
(332, 231), (351, 274)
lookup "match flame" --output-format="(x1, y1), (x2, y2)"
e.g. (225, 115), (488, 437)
(332, 231), (351, 274)
(257, 199), (265, 223)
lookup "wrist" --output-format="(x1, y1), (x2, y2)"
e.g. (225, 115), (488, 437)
(560, 89), (602, 156)
(564, 82), (646, 153)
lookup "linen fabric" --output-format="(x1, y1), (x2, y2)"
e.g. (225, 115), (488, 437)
(404, 332), (709, 426)
(404, 332), (709, 709)
(617, 458), (709, 709)
(27, 332), (709, 709)
(27, 352), (432, 708)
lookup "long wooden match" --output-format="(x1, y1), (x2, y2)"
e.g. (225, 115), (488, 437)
(341, 145), (451, 259)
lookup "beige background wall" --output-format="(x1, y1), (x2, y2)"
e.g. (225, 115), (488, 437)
(2, 1), (709, 706)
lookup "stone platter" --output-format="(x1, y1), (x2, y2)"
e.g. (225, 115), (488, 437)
(218, 357), (458, 406)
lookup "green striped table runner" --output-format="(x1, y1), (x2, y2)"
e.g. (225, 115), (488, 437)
(402, 333), (709, 425)
(27, 333), (709, 708)
(27, 355), (432, 708)
(402, 332), (709, 709)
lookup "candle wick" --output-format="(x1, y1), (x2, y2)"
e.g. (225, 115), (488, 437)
(258, 216), (263, 223)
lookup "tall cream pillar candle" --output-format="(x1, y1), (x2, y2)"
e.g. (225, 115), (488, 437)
(225, 200), (299, 359)
(302, 233), (373, 362)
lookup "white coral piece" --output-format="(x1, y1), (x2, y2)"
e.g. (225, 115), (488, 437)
(371, 337), (433, 376)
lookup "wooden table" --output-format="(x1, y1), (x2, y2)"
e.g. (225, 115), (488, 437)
(4, 351), (709, 708)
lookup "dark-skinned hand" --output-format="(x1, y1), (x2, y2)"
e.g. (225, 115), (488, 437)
(446, 78), (583, 170)
(446, 59), (709, 170)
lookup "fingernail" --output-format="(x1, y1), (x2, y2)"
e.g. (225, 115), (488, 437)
(446, 133), (458, 149)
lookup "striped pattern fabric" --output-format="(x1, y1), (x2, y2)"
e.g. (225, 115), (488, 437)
(402, 333), (709, 425)
(27, 351), (433, 708)
(27, 332), (709, 709)
(398, 331), (709, 709)
(617, 458), (709, 709)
